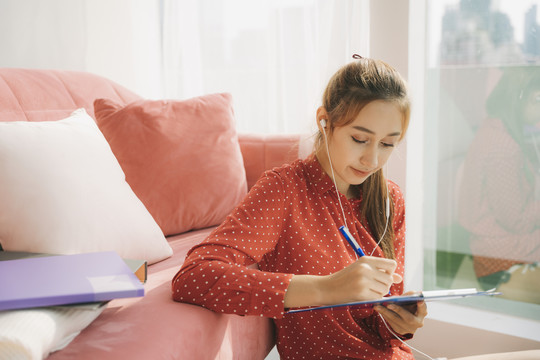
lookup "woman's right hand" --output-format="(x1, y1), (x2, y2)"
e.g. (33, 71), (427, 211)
(284, 257), (402, 308)
(319, 256), (403, 305)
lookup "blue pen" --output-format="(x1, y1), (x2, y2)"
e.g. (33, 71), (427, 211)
(339, 225), (365, 257)
(340, 226), (393, 295)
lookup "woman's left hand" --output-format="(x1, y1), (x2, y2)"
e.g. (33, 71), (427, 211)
(374, 291), (428, 336)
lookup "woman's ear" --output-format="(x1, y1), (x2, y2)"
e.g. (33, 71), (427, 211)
(316, 106), (329, 132)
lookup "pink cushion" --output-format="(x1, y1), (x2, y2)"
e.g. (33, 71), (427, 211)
(93, 94), (247, 236)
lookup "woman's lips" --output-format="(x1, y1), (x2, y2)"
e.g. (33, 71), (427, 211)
(351, 167), (371, 177)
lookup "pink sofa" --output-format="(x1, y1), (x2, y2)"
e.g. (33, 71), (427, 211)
(0, 68), (301, 359)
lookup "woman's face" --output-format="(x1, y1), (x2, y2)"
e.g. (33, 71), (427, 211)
(320, 100), (403, 197)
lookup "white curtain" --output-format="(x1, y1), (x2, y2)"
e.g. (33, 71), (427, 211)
(0, 0), (369, 134)
(0, 0), (163, 99)
(160, 0), (369, 134)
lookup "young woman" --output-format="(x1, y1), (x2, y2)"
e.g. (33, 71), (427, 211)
(172, 56), (427, 359)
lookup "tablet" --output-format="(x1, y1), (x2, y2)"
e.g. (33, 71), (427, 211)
(286, 288), (501, 314)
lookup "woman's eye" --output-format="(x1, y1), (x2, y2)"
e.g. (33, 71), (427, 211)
(352, 137), (395, 148)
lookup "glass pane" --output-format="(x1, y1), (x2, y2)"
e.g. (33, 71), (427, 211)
(425, 0), (540, 317)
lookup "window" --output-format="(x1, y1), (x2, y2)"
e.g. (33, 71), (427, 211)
(422, 0), (540, 320)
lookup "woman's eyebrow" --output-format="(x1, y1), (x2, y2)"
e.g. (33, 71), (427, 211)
(352, 125), (401, 137)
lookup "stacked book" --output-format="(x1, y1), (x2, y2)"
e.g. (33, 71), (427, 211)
(0, 251), (146, 311)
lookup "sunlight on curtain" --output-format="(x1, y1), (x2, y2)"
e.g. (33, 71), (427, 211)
(0, 0), (367, 134)
(85, 0), (162, 98)
(0, 0), (87, 69)
(160, 0), (368, 134)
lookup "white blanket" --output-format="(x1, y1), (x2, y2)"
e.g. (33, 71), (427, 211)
(0, 304), (105, 360)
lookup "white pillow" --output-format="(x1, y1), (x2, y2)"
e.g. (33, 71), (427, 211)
(0, 109), (172, 264)
(0, 305), (105, 360)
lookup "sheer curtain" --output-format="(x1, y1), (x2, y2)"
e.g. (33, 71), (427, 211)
(160, 0), (369, 134)
(0, 0), (163, 99)
(0, 0), (368, 134)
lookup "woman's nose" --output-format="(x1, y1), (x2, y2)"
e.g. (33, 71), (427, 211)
(360, 145), (378, 168)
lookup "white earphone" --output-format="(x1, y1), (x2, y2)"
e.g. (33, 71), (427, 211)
(319, 118), (390, 256)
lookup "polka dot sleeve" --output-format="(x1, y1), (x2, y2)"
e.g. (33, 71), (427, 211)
(172, 170), (294, 319)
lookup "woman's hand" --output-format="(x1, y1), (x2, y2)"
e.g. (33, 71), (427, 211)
(319, 256), (403, 305)
(284, 256), (402, 308)
(374, 292), (428, 336)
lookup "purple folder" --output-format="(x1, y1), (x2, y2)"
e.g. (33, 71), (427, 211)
(0, 251), (145, 311)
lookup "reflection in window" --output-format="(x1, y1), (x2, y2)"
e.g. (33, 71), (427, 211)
(458, 66), (540, 304)
(425, 0), (540, 311)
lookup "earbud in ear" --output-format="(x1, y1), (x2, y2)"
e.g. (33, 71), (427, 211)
(320, 119), (327, 128)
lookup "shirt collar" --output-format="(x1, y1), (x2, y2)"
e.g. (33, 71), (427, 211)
(305, 153), (342, 197)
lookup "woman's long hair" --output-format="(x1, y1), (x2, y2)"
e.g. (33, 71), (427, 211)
(486, 66), (540, 167)
(315, 58), (411, 259)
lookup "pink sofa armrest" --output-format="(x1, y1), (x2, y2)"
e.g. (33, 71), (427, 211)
(238, 133), (303, 189)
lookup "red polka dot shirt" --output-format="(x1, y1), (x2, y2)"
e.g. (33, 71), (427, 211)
(172, 155), (412, 359)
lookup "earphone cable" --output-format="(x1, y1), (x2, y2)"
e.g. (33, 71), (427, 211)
(378, 314), (437, 360)
(321, 122), (390, 258)
(322, 125), (352, 238)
